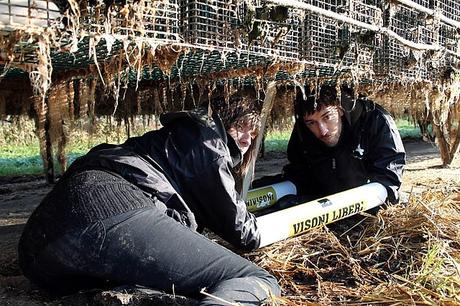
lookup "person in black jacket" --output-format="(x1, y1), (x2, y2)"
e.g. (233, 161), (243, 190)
(282, 84), (406, 205)
(18, 96), (281, 305)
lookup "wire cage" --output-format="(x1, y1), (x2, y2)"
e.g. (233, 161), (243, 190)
(299, 0), (340, 67)
(436, 21), (460, 74)
(236, 1), (301, 60)
(0, 0), (62, 29)
(437, 0), (460, 22)
(86, 0), (181, 42)
(336, 0), (383, 75)
(1, 0), (181, 69)
(2, 0), (460, 83)
(0, 0), (180, 40)
(179, 0), (300, 59)
(180, 0), (238, 49)
(374, 4), (437, 80)
(410, 0), (433, 8)
(338, 0), (382, 25)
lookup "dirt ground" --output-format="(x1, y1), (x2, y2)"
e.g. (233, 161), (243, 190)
(0, 139), (459, 305)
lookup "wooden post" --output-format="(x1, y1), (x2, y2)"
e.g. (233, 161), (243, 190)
(33, 95), (55, 183)
(241, 81), (278, 200)
(44, 101), (55, 183)
(433, 116), (460, 166)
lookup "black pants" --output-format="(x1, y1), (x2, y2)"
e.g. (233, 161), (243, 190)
(19, 173), (280, 305)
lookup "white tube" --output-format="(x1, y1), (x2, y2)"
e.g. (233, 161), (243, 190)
(246, 181), (297, 212)
(256, 182), (387, 248)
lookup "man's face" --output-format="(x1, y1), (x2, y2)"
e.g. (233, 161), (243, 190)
(303, 105), (343, 147)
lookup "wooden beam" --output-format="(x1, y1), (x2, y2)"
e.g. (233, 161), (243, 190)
(241, 81), (278, 200)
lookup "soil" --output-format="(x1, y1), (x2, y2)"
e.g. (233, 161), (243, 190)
(0, 139), (458, 305)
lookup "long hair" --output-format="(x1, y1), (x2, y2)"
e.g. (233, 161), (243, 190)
(212, 95), (261, 192)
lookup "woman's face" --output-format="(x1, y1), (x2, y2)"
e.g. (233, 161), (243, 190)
(228, 123), (257, 155)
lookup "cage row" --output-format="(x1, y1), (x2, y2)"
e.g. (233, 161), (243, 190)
(296, 0), (458, 79)
(1, 0), (459, 79)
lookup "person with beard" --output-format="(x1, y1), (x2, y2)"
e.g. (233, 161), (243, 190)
(254, 84), (405, 211)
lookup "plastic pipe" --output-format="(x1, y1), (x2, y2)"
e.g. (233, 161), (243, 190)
(256, 182), (388, 248)
(246, 181), (297, 212)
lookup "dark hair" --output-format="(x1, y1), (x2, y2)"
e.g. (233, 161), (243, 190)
(212, 96), (261, 192)
(295, 84), (354, 118)
(295, 84), (338, 118)
(215, 96), (261, 132)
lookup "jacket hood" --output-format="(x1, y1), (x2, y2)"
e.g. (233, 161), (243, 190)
(160, 108), (242, 166)
(160, 108), (226, 138)
(342, 97), (373, 126)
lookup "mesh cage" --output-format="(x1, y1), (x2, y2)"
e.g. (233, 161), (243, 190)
(180, 0), (238, 49)
(0, 0), (180, 41)
(2, 0), (460, 82)
(236, 1), (300, 59)
(438, 21), (460, 74)
(300, 0), (339, 67)
(0, 0), (62, 29)
(336, 0), (383, 76)
(440, 22), (459, 52)
(411, 0), (432, 9)
(374, 4), (437, 80)
(86, 0), (180, 42)
(437, 0), (460, 22)
(179, 0), (300, 59)
(338, 0), (382, 26)
(1, 0), (180, 69)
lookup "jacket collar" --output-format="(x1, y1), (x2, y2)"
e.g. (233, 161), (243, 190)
(342, 98), (362, 126)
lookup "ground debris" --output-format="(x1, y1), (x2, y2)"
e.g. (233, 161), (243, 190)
(94, 286), (198, 306)
(0, 141), (459, 305)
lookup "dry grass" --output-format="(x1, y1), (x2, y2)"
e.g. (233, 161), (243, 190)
(242, 188), (460, 305)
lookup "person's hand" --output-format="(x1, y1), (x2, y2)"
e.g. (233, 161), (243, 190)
(275, 194), (316, 210)
(253, 194), (299, 216)
(275, 194), (300, 210)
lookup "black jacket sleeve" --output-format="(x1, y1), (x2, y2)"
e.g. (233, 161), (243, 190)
(365, 108), (406, 203)
(185, 155), (261, 251)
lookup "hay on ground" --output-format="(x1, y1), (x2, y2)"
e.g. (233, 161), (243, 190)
(239, 187), (460, 305)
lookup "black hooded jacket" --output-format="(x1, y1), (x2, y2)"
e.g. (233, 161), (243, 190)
(63, 109), (260, 250)
(284, 98), (406, 203)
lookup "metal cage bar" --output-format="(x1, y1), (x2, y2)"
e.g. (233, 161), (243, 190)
(0, 0), (61, 28)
